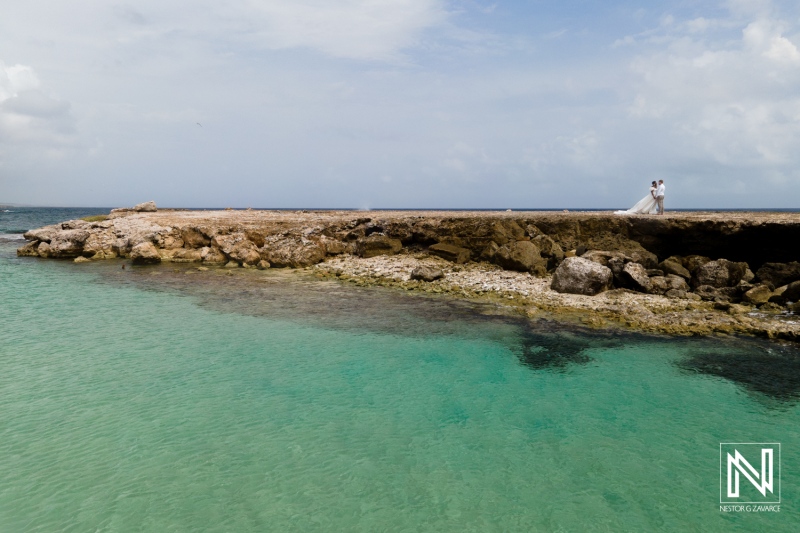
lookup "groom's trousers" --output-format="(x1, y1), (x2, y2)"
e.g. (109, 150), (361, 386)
(656, 196), (664, 214)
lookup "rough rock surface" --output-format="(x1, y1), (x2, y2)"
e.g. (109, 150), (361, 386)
(756, 262), (800, 287)
(13, 208), (800, 341)
(550, 257), (613, 296)
(659, 260), (691, 280)
(428, 243), (471, 264)
(134, 201), (158, 212)
(649, 275), (690, 295)
(130, 242), (161, 264)
(494, 241), (547, 274)
(743, 284), (774, 305)
(693, 259), (749, 288)
(410, 266), (445, 282)
(355, 235), (402, 258)
(621, 262), (652, 293)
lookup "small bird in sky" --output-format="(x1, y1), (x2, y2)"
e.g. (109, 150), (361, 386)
(196, 122), (202, 127)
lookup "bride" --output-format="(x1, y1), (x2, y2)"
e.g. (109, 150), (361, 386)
(615, 181), (658, 215)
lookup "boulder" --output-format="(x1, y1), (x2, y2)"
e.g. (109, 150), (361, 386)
(355, 235), (402, 258)
(23, 225), (59, 243)
(47, 230), (90, 258)
(169, 249), (203, 263)
(646, 269), (664, 277)
(550, 257), (613, 296)
(263, 239), (326, 267)
(37, 242), (52, 257)
(201, 247), (227, 264)
(658, 260), (691, 280)
(228, 241), (261, 265)
(621, 262), (652, 293)
(783, 281), (800, 302)
(133, 201), (157, 212)
(73, 256), (91, 263)
(428, 243), (471, 264)
(410, 266), (445, 282)
(531, 235), (564, 267)
(665, 289), (702, 301)
(181, 227), (211, 248)
(692, 259), (749, 288)
(743, 284), (774, 306)
(649, 275), (690, 295)
(582, 250), (627, 267)
(683, 255), (711, 274)
(756, 262), (800, 287)
(494, 241), (547, 275)
(16, 241), (40, 257)
(130, 242), (161, 265)
(257, 260), (271, 270)
(607, 257), (626, 286)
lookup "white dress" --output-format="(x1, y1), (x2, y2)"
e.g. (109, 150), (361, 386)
(615, 187), (658, 215)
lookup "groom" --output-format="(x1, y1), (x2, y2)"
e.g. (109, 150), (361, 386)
(656, 180), (666, 215)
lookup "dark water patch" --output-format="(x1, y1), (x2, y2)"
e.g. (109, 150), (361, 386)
(678, 341), (800, 401)
(68, 260), (650, 372)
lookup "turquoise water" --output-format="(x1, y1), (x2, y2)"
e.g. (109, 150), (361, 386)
(1, 211), (800, 531)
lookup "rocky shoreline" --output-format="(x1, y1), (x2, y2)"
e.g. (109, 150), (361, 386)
(17, 203), (800, 341)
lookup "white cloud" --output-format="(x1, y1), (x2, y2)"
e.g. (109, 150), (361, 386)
(0, 60), (76, 154)
(627, 11), (800, 175)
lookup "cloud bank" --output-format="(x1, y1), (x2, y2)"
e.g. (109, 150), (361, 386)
(0, 0), (799, 208)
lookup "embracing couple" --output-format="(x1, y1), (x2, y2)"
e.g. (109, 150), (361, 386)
(615, 180), (665, 215)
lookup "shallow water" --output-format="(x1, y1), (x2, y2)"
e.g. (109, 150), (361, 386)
(1, 210), (799, 531)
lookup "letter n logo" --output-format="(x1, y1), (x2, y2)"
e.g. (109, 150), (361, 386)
(720, 443), (780, 503)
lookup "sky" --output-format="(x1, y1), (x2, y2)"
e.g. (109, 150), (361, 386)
(1, 0), (800, 209)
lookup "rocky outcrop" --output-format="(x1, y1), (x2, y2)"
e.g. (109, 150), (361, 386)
(130, 242), (161, 264)
(134, 201), (158, 212)
(658, 259), (691, 280)
(649, 275), (690, 296)
(494, 241), (547, 275)
(428, 243), (471, 264)
(355, 235), (402, 258)
(621, 262), (651, 293)
(550, 257), (612, 296)
(693, 259), (749, 288)
(410, 266), (444, 282)
(756, 262), (800, 287)
(743, 284), (774, 305)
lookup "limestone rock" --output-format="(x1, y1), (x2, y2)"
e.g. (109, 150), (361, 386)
(650, 275), (690, 295)
(133, 201), (157, 212)
(263, 238), (326, 267)
(550, 257), (613, 296)
(531, 235), (564, 265)
(428, 243), (471, 263)
(783, 281), (800, 302)
(130, 242), (161, 265)
(257, 260), (271, 270)
(16, 241), (40, 257)
(73, 256), (91, 263)
(743, 284), (774, 305)
(756, 262), (800, 287)
(224, 261), (239, 268)
(658, 260), (691, 280)
(494, 241), (547, 275)
(684, 255), (711, 274)
(693, 259), (749, 288)
(410, 266), (445, 282)
(201, 247), (227, 264)
(621, 262), (652, 293)
(37, 242), (52, 257)
(47, 230), (90, 258)
(181, 227), (211, 248)
(355, 235), (402, 258)
(23, 225), (59, 243)
(169, 249), (203, 263)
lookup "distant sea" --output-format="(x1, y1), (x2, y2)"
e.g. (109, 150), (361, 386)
(1, 207), (799, 531)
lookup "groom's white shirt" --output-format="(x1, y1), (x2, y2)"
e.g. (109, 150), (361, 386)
(656, 183), (665, 197)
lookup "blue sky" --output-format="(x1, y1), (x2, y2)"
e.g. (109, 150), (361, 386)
(1, 0), (799, 208)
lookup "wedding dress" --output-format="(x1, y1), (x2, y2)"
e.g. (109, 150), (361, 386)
(615, 187), (658, 215)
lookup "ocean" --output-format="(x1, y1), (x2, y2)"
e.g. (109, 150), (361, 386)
(1, 208), (799, 531)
